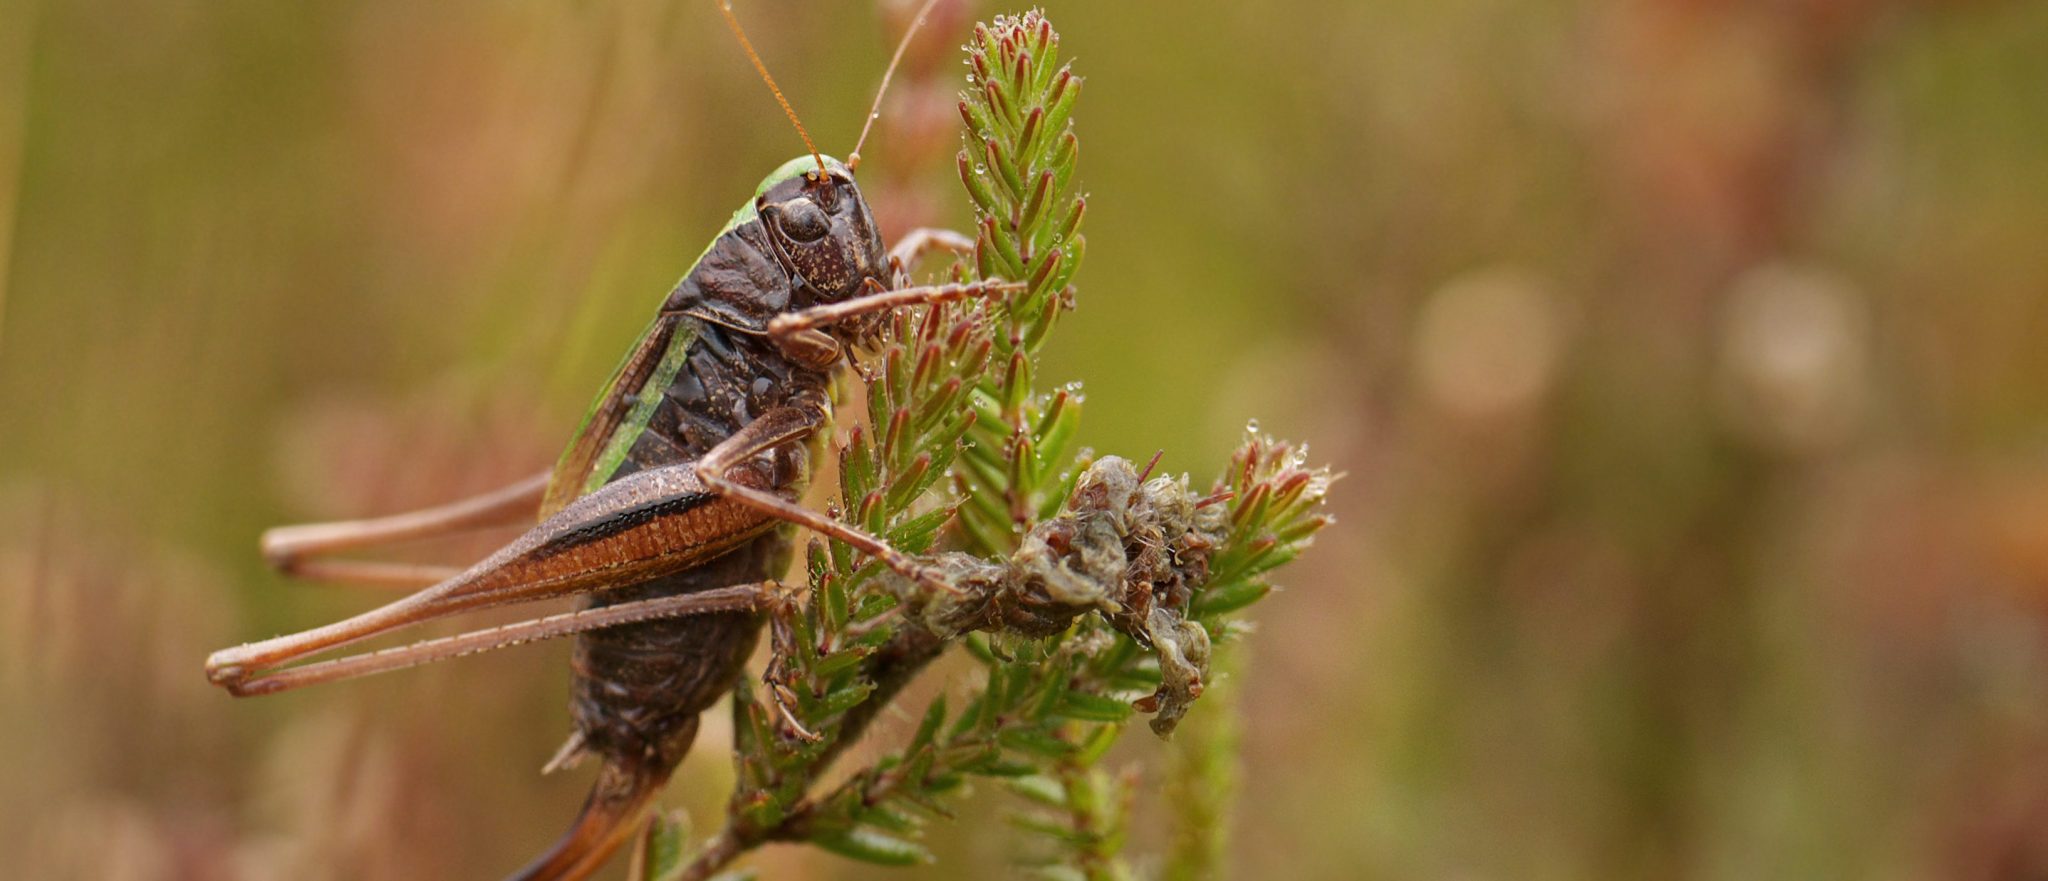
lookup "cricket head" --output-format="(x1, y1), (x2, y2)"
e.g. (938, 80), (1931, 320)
(755, 155), (888, 308)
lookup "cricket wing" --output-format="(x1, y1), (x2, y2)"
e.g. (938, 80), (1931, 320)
(541, 313), (699, 516)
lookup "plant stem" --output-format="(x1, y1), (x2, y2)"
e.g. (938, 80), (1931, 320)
(675, 828), (743, 881)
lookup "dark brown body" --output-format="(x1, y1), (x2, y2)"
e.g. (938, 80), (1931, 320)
(514, 159), (887, 880)
(531, 323), (825, 881)
(569, 319), (822, 776)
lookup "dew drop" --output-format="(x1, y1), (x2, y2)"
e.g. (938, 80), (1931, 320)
(974, 163), (987, 174)
(1245, 418), (1262, 434)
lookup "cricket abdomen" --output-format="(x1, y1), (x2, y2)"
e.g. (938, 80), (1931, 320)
(569, 531), (782, 769)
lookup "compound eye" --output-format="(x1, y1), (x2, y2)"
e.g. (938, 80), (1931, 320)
(777, 200), (830, 243)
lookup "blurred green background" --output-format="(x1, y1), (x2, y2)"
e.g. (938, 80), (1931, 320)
(4, 0), (2048, 878)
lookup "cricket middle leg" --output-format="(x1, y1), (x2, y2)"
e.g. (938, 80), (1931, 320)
(689, 401), (956, 595)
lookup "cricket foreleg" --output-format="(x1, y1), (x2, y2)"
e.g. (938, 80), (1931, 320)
(693, 404), (954, 594)
(767, 278), (1025, 363)
(261, 471), (551, 587)
(888, 227), (975, 278)
(221, 584), (770, 697)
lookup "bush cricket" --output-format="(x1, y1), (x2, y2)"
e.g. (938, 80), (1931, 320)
(201, 2), (1007, 878)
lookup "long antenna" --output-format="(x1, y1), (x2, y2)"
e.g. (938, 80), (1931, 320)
(848, 0), (943, 173)
(718, 1), (825, 178)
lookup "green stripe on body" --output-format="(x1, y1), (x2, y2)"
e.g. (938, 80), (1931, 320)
(584, 318), (699, 494)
